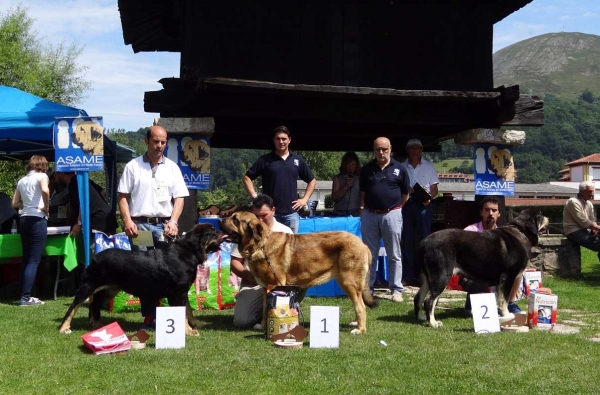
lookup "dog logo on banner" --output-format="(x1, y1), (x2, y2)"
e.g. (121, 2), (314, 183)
(474, 144), (515, 196)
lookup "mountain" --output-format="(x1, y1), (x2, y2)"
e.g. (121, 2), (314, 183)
(493, 32), (600, 98)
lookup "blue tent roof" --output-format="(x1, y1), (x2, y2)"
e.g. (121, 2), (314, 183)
(0, 86), (135, 162)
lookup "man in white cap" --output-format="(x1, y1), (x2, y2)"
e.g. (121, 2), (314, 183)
(401, 138), (439, 286)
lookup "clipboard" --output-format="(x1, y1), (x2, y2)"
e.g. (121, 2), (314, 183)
(131, 230), (155, 247)
(411, 182), (432, 204)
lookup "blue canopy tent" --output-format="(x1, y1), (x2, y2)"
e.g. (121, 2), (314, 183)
(0, 86), (136, 267)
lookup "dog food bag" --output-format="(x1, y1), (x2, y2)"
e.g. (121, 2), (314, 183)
(195, 241), (236, 310)
(527, 292), (557, 330)
(266, 287), (301, 341)
(523, 270), (542, 297)
(81, 322), (131, 355)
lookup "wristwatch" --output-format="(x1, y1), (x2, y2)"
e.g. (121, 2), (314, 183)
(77, 220), (82, 226)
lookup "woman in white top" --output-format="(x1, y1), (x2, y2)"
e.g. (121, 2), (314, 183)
(11, 155), (50, 306)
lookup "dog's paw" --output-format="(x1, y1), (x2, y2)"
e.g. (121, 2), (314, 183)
(186, 329), (200, 336)
(417, 312), (427, 321)
(59, 328), (72, 334)
(348, 321), (358, 327)
(429, 321), (443, 328)
(350, 328), (365, 335)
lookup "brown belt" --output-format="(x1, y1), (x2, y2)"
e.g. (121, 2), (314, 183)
(366, 205), (402, 214)
(131, 216), (169, 225)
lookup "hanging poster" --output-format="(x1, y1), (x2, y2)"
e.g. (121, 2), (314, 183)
(53, 117), (104, 172)
(473, 143), (515, 196)
(165, 135), (211, 190)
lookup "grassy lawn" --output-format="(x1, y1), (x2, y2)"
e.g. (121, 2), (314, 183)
(1, 249), (600, 394)
(433, 157), (473, 175)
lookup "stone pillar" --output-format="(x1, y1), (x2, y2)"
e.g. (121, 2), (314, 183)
(528, 236), (581, 278)
(154, 117), (215, 234)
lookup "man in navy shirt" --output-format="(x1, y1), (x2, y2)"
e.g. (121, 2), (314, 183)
(243, 126), (316, 233)
(360, 137), (410, 302)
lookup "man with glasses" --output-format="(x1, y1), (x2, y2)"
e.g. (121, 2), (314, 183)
(359, 137), (410, 302)
(230, 194), (293, 329)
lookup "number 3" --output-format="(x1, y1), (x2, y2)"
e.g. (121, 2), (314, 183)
(166, 318), (175, 334)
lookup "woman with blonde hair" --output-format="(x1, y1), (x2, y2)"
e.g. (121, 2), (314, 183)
(331, 152), (361, 216)
(12, 155), (50, 306)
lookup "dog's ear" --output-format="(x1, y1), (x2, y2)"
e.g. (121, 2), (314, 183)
(252, 221), (263, 241)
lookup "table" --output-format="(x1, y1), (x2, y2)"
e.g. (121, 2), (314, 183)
(197, 217), (221, 231)
(0, 233), (78, 300)
(299, 216), (361, 297)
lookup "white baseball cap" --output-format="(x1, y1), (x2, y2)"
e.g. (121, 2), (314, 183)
(406, 138), (423, 148)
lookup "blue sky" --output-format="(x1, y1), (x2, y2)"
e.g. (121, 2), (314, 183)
(2, 0), (599, 132)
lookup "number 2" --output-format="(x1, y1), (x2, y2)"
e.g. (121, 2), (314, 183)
(480, 305), (489, 319)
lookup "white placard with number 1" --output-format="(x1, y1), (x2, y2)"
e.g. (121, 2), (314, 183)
(470, 293), (501, 334)
(156, 306), (186, 349)
(309, 306), (339, 348)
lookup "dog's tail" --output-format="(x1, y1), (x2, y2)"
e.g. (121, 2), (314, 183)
(363, 248), (379, 308)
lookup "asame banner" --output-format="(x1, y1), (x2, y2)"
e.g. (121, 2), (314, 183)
(165, 135), (211, 190)
(53, 117), (104, 172)
(473, 143), (515, 196)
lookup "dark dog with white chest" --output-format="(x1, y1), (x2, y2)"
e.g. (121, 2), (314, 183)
(59, 224), (221, 335)
(414, 208), (548, 328)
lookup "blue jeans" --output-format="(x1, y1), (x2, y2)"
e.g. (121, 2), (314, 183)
(19, 216), (47, 301)
(131, 221), (166, 317)
(361, 208), (404, 294)
(401, 199), (433, 280)
(566, 229), (600, 260)
(275, 212), (299, 234)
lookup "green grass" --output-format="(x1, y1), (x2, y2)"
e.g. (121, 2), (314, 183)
(1, 251), (600, 394)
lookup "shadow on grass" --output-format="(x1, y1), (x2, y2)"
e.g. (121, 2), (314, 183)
(377, 307), (472, 325)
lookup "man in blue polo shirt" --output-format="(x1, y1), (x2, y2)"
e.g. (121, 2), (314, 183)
(360, 137), (410, 302)
(243, 126), (316, 233)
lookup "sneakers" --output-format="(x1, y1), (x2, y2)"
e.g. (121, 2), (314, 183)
(508, 302), (522, 314)
(391, 293), (404, 303)
(20, 297), (44, 306)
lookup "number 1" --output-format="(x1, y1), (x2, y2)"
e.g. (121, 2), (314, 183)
(321, 318), (329, 333)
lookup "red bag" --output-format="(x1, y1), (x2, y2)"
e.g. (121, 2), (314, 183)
(81, 322), (131, 355)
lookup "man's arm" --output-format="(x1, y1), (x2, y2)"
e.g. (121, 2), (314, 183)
(293, 178), (316, 211)
(243, 175), (257, 198)
(230, 256), (258, 285)
(118, 192), (138, 238)
(165, 197), (184, 236)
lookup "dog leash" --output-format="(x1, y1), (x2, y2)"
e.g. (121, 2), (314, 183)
(260, 229), (283, 286)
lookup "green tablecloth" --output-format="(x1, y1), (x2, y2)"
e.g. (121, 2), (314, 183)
(0, 234), (78, 271)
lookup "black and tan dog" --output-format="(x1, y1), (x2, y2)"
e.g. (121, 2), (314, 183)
(414, 208), (548, 328)
(219, 212), (378, 334)
(59, 224), (221, 335)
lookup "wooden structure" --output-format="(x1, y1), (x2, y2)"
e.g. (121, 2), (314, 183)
(118, 0), (542, 151)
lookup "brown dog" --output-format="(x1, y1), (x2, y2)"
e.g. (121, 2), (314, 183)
(219, 212), (378, 334)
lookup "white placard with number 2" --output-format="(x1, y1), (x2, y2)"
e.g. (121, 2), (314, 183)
(156, 306), (186, 349)
(470, 293), (501, 334)
(309, 306), (339, 348)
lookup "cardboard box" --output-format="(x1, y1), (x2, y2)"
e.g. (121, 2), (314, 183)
(527, 293), (558, 330)
(524, 270), (542, 296)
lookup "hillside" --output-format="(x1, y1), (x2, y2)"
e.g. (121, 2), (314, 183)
(493, 32), (600, 98)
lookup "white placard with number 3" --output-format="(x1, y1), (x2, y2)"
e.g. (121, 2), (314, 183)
(309, 306), (339, 348)
(156, 306), (186, 349)
(470, 293), (501, 334)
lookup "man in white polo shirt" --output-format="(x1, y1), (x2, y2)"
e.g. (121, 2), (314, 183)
(402, 138), (439, 286)
(117, 125), (189, 329)
(230, 194), (293, 329)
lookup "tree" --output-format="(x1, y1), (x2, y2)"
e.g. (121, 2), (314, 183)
(0, 6), (90, 106)
(580, 89), (595, 104)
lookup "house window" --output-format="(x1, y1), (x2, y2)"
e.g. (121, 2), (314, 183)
(593, 167), (600, 180)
